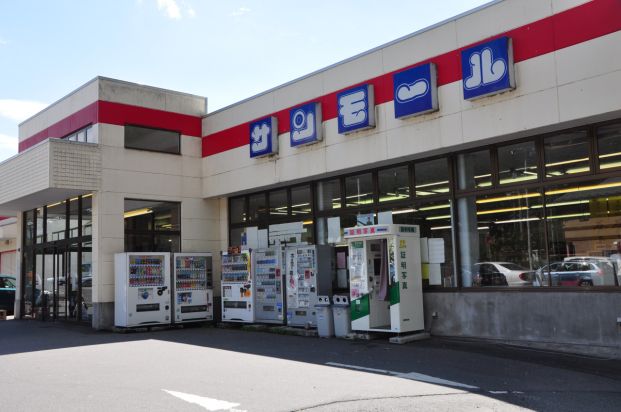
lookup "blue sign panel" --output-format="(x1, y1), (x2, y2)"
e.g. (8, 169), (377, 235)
(461, 36), (515, 100)
(249, 116), (278, 158)
(337, 84), (375, 134)
(290, 102), (322, 147)
(393, 63), (438, 119)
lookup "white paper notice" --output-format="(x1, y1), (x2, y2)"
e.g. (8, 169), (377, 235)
(428, 238), (445, 264)
(245, 227), (259, 249)
(327, 216), (341, 243)
(258, 229), (268, 249)
(420, 237), (429, 263)
(378, 211), (393, 225)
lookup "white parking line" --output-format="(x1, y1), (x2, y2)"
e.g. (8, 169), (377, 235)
(325, 362), (479, 390)
(163, 389), (246, 411)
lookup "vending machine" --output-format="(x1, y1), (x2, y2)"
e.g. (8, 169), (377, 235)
(173, 253), (213, 323)
(252, 247), (286, 324)
(220, 250), (254, 323)
(344, 224), (424, 333)
(114, 252), (171, 327)
(285, 245), (334, 327)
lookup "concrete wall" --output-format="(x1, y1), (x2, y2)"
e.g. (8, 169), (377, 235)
(201, 0), (621, 198)
(424, 291), (621, 358)
(91, 80), (215, 329)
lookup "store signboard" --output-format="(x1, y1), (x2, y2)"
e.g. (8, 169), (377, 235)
(290, 102), (322, 147)
(393, 63), (438, 118)
(249, 116), (278, 158)
(337, 84), (375, 134)
(461, 36), (515, 100)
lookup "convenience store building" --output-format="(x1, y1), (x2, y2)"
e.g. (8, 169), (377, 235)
(1, 0), (620, 357)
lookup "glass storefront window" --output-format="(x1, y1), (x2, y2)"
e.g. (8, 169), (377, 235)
(458, 189), (546, 287)
(378, 166), (410, 202)
(456, 150), (492, 190)
(82, 195), (92, 236)
(81, 241), (93, 322)
(269, 189), (288, 218)
(345, 173), (373, 207)
(124, 199), (180, 252)
(36, 207), (44, 244)
(248, 193), (267, 223)
(317, 179), (341, 211)
(230, 197), (246, 224)
(597, 122), (621, 170)
(69, 197), (80, 238)
(24, 210), (34, 246)
(498, 141), (538, 185)
(544, 178), (621, 287)
(415, 158), (449, 197)
(229, 227), (245, 247)
(46, 201), (66, 242)
(544, 130), (590, 178)
(291, 185), (312, 217)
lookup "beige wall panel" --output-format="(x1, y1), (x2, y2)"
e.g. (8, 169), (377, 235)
(551, 0), (590, 13)
(19, 79), (98, 141)
(278, 129), (327, 159)
(181, 198), (220, 220)
(100, 80), (166, 112)
(273, 73), (324, 111)
(382, 22), (458, 74)
(218, 93), (276, 130)
(555, 32), (621, 86)
(322, 50), (384, 94)
(462, 88), (559, 143)
(203, 162), (277, 198)
(558, 70), (621, 123)
(326, 131), (387, 174)
(98, 213), (124, 241)
(275, 147), (327, 183)
(439, 112), (465, 149)
(182, 218), (219, 241)
(202, 145), (257, 176)
(456, 0), (552, 47)
(100, 78), (205, 116)
(386, 118), (442, 160)
(97, 283), (115, 303)
(202, 108), (235, 136)
(181, 136), (203, 158)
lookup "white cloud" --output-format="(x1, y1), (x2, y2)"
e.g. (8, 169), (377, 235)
(0, 133), (18, 161)
(187, 6), (196, 18)
(0, 37), (8, 46)
(0, 99), (48, 123)
(229, 7), (251, 17)
(157, 0), (182, 20)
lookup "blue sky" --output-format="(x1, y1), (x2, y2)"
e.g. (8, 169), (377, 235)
(0, 0), (490, 162)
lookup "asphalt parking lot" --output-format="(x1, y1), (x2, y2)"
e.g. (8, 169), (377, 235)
(1, 320), (620, 411)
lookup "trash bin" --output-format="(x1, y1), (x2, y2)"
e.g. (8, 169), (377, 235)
(332, 295), (351, 338)
(314, 296), (334, 338)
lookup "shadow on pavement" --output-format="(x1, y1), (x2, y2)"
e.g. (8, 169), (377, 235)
(2, 318), (621, 411)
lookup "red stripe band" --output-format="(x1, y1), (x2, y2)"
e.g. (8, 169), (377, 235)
(19, 101), (202, 152)
(201, 0), (621, 157)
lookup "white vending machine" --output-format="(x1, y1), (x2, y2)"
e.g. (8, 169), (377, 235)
(344, 224), (424, 333)
(173, 253), (213, 323)
(221, 250), (254, 323)
(285, 245), (334, 327)
(114, 252), (171, 327)
(252, 247), (286, 324)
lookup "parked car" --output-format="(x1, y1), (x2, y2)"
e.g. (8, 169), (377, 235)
(537, 258), (616, 287)
(0, 275), (16, 315)
(472, 262), (535, 287)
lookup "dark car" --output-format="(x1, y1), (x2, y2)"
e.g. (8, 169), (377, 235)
(0, 275), (16, 315)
